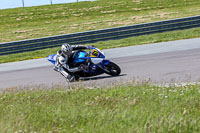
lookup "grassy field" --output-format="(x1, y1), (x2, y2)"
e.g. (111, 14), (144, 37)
(0, 0), (200, 63)
(1, 0), (200, 43)
(0, 83), (200, 132)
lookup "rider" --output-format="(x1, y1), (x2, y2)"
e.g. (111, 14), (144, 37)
(54, 43), (91, 82)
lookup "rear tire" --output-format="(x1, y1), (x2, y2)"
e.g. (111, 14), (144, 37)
(104, 62), (121, 76)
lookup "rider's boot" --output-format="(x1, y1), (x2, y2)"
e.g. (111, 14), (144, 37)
(67, 75), (76, 82)
(59, 67), (76, 82)
(60, 67), (69, 78)
(53, 66), (60, 72)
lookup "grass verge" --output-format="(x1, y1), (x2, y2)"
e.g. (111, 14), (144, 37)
(0, 27), (200, 64)
(0, 83), (200, 132)
(1, 0), (200, 43)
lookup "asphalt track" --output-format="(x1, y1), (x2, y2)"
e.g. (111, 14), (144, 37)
(0, 38), (200, 90)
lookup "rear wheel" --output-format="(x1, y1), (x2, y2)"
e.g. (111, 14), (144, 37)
(104, 62), (121, 76)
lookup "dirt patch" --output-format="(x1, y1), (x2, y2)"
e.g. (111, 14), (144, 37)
(129, 16), (151, 23)
(107, 21), (134, 27)
(0, 39), (11, 43)
(16, 36), (26, 39)
(72, 13), (84, 17)
(128, 98), (137, 105)
(89, 6), (102, 10)
(62, 12), (67, 16)
(59, 31), (67, 34)
(132, 6), (154, 11)
(101, 10), (116, 14)
(83, 21), (99, 25)
(13, 30), (33, 34)
(45, 22), (51, 24)
(60, 25), (68, 28)
(132, 0), (142, 4)
(81, 6), (102, 12)
(114, 2), (126, 5)
(129, 11), (178, 22)
(156, 11), (178, 18)
(72, 24), (79, 27)
(88, 26), (97, 30)
(16, 17), (23, 21)
(132, 8), (142, 11)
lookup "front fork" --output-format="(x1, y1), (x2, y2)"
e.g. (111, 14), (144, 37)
(98, 60), (110, 73)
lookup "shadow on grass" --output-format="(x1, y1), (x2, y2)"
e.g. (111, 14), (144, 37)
(79, 74), (127, 81)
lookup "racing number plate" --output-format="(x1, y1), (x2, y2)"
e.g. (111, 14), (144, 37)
(91, 49), (99, 57)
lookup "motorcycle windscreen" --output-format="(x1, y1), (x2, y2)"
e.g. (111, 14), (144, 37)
(73, 51), (87, 63)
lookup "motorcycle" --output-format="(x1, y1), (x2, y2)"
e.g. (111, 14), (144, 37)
(47, 47), (121, 80)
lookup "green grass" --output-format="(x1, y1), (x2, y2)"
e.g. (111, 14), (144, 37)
(0, 0), (200, 43)
(0, 83), (200, 132)
(1, 0), (200, 63)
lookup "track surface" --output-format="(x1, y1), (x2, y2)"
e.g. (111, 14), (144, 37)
(0, 38), (200, 90)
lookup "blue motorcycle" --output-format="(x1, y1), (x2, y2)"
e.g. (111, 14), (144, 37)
(47, 47), (121, 80)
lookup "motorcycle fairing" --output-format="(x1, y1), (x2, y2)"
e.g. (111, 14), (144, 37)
(102, 60), (110, 65)
(90, 58), (103, 64)
(73, 51), (87, 63)
(47, 54), (56, 64)
(90, 48), (105, 58)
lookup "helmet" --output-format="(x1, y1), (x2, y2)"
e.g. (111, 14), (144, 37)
(61, 43), (72, 56)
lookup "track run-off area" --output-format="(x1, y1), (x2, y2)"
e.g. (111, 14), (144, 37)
(0, 37), (200, 90)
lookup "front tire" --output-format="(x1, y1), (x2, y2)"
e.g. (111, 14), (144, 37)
(104, 62), (121, 76)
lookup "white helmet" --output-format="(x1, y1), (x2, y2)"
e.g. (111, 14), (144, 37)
(61, 43), (72, 55)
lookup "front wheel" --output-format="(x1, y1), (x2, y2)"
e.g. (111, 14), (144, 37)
(104, 62), (121, 76)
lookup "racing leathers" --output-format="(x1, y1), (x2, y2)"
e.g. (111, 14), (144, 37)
(54, 45), (89, 81)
